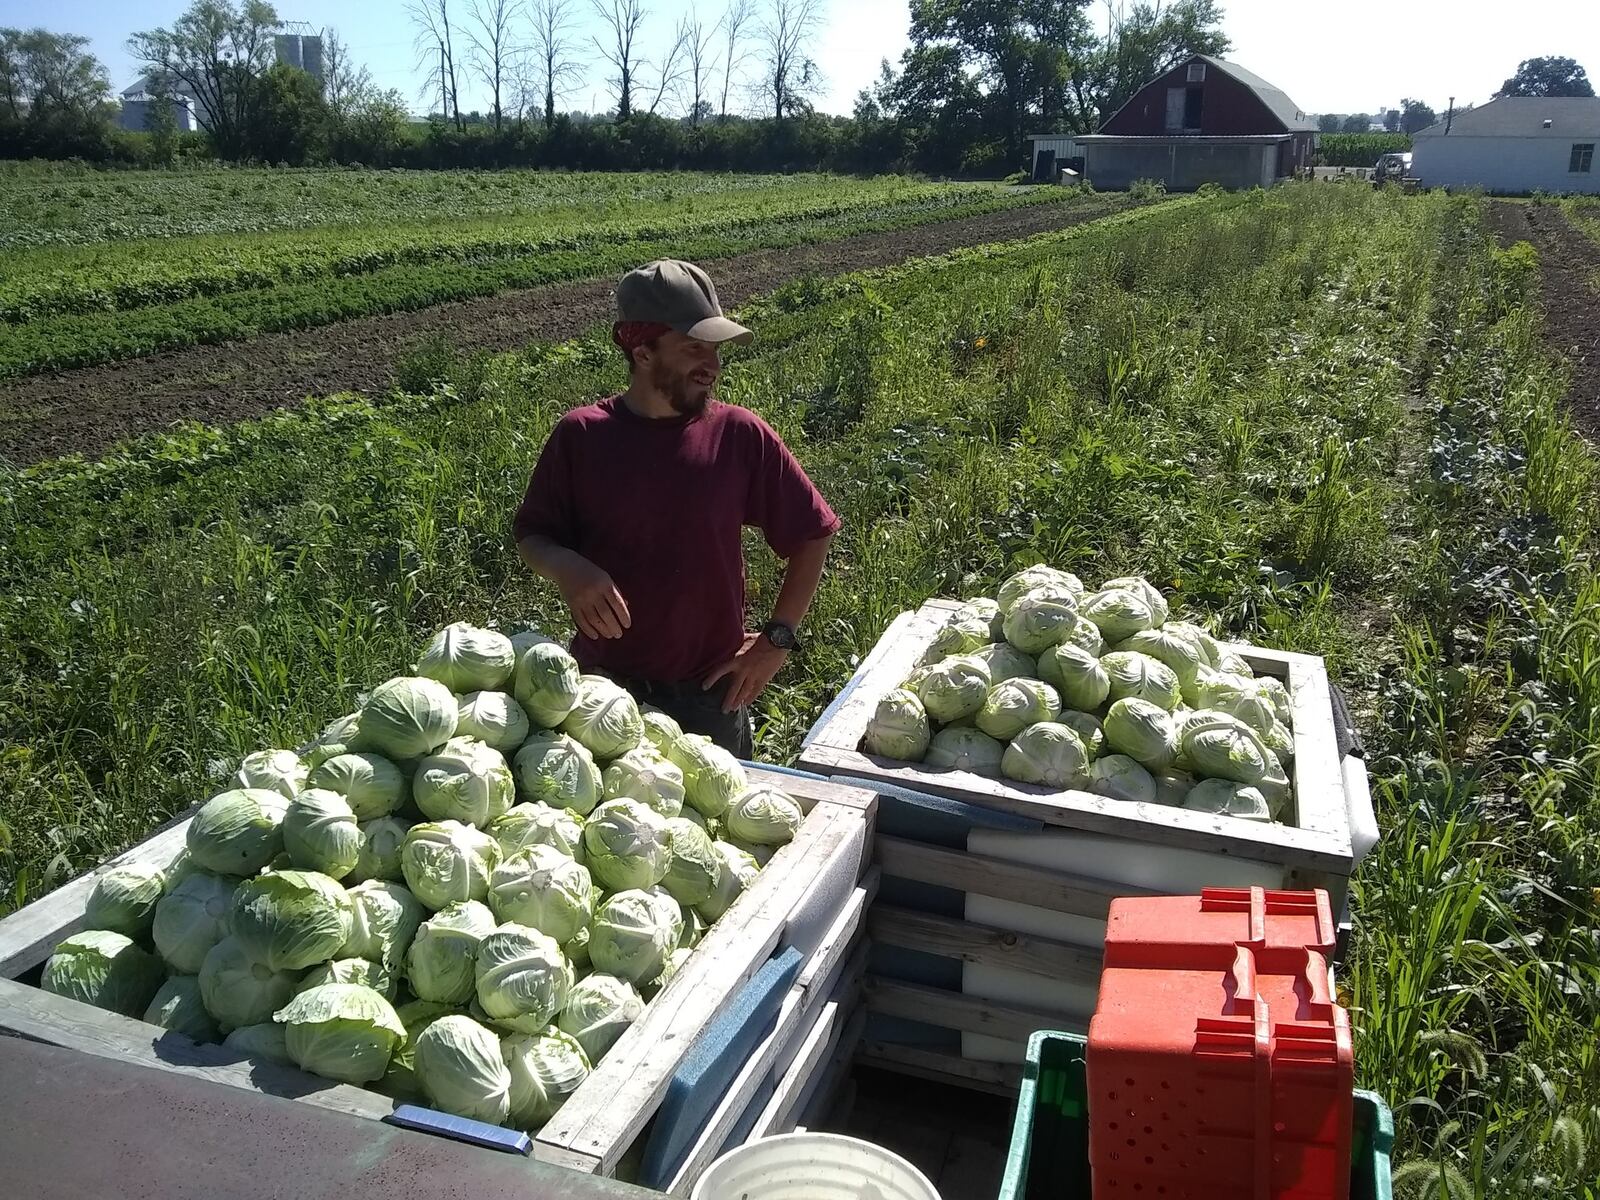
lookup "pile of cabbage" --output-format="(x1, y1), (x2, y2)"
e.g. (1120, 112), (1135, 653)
(862, 568), (1297, 823)
(41, 622), (802, 1133)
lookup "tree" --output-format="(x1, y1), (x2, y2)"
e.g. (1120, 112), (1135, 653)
(645, 20), (688, 115)
(718, 0), (755, 119)
(679, 9), (718, 127)
(1316, 113), (1341, 133)
(1074, 0), (1229, 131)
(1399, 98), (1435, 134)
(321, 28), (372, 120)
(245, 59), (328, 162)
(0, 27), (115, 157)
(144, 72), (180, 163)
(128, 1), (280, 159)
(526, 0), (583, 127)
(408, 0), (465, 130)
(1340, 113), (1368, 133)
(1496, 56), (1594, 98)
(591, 0), (647, 119)
(756, 0), (823, 121)
(466, 0), (518, 131)
(336, 87), (410, 164)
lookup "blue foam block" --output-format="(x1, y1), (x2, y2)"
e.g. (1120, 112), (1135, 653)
(384, 1104), (532, 1155)
(638, 945), (806, 1190)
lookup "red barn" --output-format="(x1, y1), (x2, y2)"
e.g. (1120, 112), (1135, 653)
(1038, 55), (1318, 190)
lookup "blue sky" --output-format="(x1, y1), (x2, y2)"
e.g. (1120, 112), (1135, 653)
(33, 0), (1600, 121)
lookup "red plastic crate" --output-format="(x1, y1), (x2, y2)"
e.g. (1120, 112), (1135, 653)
(1087, 887), (1354, 1200)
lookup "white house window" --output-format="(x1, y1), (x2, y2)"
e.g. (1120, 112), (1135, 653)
(1187, 63), (1205, 82)
(1571, 143), (1595, 173)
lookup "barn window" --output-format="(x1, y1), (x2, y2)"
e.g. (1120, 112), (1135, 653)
(1187, 63), (1206, 82)
(1571, 144), (1595, 173)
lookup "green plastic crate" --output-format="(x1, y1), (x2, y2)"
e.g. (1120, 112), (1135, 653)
(999, 1030), (1393, 1200)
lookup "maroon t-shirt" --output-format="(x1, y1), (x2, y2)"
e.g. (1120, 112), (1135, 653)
(513, 396), (840, 684)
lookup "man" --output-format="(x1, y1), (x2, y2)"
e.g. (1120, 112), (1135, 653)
(513, 259), (839, 758)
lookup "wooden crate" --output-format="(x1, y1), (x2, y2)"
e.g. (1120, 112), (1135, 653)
(0, 768), (877, 1185)
(799, 599), (1358, 898)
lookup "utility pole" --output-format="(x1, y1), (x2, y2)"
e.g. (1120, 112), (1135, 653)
(1444, 96), (1454, 135)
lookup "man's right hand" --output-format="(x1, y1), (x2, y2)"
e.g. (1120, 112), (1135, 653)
(554, 556), (631, 641)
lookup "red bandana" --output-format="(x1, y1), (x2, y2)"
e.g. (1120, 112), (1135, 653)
(612, 321), (673, 354)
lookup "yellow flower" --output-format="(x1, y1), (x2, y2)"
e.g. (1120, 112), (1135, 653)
(973, 336), (988, 349)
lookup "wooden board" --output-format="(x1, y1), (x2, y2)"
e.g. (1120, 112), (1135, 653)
(868, 904), (1103, 982)
(856, 1040), (1024, 1097)
(799, 600), (1357, 877)
(875, 835), (1153, 918)
(865, 977), (1086, 1045)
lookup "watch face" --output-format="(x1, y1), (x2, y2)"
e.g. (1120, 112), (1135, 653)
(765, 623), (797, 650)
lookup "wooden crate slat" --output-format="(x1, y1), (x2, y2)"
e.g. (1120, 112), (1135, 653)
(857, 1040), (1023, 1097)
(875, 835), (1151, 918)
(0, 976), (396, 1120)
(867, 904), (1103, 982)
(865, 977), (1084, 1045)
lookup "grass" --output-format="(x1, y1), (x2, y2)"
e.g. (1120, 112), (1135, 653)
(0, 182), (1596, 1196)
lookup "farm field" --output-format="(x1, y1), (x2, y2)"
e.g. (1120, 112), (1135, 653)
(2, 182), (1598, 1195)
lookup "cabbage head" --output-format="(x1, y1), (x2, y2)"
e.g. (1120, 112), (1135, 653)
(729, 836), (774, 868)
(1058, 711), (1105, 759)
(970, 642), (1038, 685)
(415, 737), (515, 828)
(514, 642), (582, 730)
(514, 732), (603, 816)
(1003, 591), (1080, 656)
(924, 726), (1005, 776)
(143, 974), (220, 1043)
(917, 655), (992, 723)
(1103, 698), (1179, 769)
(455, 690), (531, 753)
(564, 926), (591, 973)
(558, 973), (645, 1064)
(1001, 722), (1090, 789)
(1164, 621), (1223, 669)
(153, 871), (238, 974)
(186, 788), (289, 877)
(1256, 757), (1291, 816)
(377, 999), (455, 1100)
(1115, 627), (1207, 689)
(899, 665), (933, 696)
(360, 676), (459, 760)
(1263, 720), (1295, 766)
(583, 798), (671, 892)
(643, 947), (693, 1001)
(339, 879), (425, 967)
(406, 900), (497, 1003)
(957, 596), (1006, 641)
(1101, 576), (1170, 627)
(506, 1028), (592, 1128)
(297, 957), (399, 1001)
(306, 711), (364, 770)
(679, 907), (709, 949)
(231, 870), (353, 972)
(695, 842), (760, 923)
(1086, 755), (1157, 804)
(489, 846), (594, 944)
(1257, 677), (1293, 728)
(276, 983), (405, 1085)
(1038, 642), (1110, 712)
(1080, 588), (1157, 643)
(590, 889), (678, 985)
(977, 678), (1062, 741)
(1217, 650), (1255, 677)
(725, 785), (802, 847)
(1179, 712), (1273, 786)
(998, 565), (1083, 614)
(509, 627), (556, 657)
(307, 752), (406, 821)
(1153, 769), (1195, 807)
(1190, 672), (1276, 735)
(563, 676), (644, 761)
(223, 1022), (291, 1064)
(235, 749), (307, 800)
(1183, 779), (1271, 821)
(603, 749), (686, 817)
(475, 923), (574, 1031)
(1100, 651), (1182, 711)
(401, 820), (500, 910)
(863, 689), (931, 761)
(417, 622), (516, 693)
(1061, 614), (1105, 657)
(661, 817), (723, 907)
(44, 930), (163, 1017)
(668, 735), (747, 819)
(283, 788), (363, 880)
(414, 1015), (512, 1123)
(490, 803), (586, 864)
(923, 612), (993, 664)
(85, 862), (166, 938)
(199, 936), (300, 1030)
(346, 816), (408, 885)
(641, 707), (685, 757)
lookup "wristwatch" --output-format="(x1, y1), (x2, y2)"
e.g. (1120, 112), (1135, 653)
(761, 620), (799, 651)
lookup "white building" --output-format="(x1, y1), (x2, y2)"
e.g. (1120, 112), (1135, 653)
(118, 79), (198, 132)
(1412, 96), (1600, 195)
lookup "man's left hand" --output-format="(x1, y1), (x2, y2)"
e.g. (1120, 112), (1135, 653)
(702, 633), (789, 713)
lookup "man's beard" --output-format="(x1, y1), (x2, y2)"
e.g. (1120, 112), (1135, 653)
(648, 358), (712, 414)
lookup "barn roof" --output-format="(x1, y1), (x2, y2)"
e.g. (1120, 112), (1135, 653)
(1413, 96), (1600, 138)
(1193, 56), (1318, 132)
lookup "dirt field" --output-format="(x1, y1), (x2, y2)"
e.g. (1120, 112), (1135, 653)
(1485, 201), (1600, 438)
(1, 201), (1123, 466)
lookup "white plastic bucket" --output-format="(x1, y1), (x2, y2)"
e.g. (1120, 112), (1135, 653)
(690, 1131), (942, 1200)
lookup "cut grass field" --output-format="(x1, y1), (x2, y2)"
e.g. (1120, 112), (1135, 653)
(1, 183), (1596, 1196)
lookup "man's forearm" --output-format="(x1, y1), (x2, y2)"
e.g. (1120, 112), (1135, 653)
(517, 534), (586, 586)
(771, 534), (833, 630)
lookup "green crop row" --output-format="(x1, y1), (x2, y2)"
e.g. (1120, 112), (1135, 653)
(0, 188), (1107, 379)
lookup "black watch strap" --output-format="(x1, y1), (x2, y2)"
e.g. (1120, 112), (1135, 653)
(762, 620), (799, 651)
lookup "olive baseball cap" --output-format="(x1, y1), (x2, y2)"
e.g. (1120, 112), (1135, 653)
(615, 259), (753, 345)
